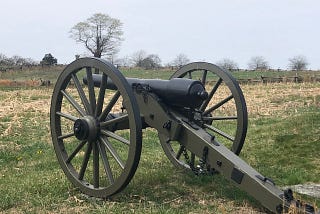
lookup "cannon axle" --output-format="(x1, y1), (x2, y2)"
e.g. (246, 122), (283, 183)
(73, 116), (100, 142)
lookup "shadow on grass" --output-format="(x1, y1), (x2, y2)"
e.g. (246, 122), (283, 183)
(106, 166), (268, 213)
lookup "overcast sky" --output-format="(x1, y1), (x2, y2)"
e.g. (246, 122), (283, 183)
(0, 0), (319, 69)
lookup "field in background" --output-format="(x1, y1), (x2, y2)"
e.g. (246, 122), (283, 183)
(0, 65), (319, 85)
(0, 66), (319, 213)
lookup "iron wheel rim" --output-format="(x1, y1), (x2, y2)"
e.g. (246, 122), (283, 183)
(161, 62), (248, 170)
(50, 57), (142, 197)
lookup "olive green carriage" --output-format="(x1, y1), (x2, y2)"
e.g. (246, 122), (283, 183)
(50, 57), (318, 214)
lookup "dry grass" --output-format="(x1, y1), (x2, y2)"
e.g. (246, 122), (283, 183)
(205, 82), (320, 118)
(0, 79), (41, 87)
(241, 83), (320, 117)
(0, 88), (51, 138)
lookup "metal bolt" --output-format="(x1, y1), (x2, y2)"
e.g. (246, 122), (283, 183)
(217, 160), (222, 167)
(163, 120), (172, 130)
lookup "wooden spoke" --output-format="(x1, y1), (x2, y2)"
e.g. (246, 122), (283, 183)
(72, 74), (91, 114)
(203, 95), (234, 115)
(86, 67), (96, 113)
(78, 142), (92, 180)
(58, 133), (74, 140)
(100, 114), (128, 128)
(66, 141), (87, 164)
(97, 140), (114, 184)
(95, 73), (108, 117)
(101, 130), (130, 146)
(176, 145), (184, 160)
(200, 78), (223, 111)
(100, 137), (125, 169)
(92, 141), (99, 188)
(201, 70), (207, 85)
(99, 91), (121, 121)
(56, 112), (78, 122)
(61, 90), (86, 116)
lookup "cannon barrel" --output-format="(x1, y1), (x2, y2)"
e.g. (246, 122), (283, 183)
(84, 74), (208, 108)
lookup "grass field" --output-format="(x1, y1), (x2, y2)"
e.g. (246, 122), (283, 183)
(0, 65), (319, 84)
(0, 66), (319, 213)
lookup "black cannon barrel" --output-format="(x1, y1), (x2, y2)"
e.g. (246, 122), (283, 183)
(83, 74), (208, 108)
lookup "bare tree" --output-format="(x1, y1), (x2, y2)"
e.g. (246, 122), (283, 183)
(0, 54), (38, 67)
(114, 55), (132, 67)
(70, 13), (123, 58)
(131, 51), (162, 69)
(171, 53), (190, 68)
(248, 56), (269, 70)
(216, 58), (239, 71)
(140, 54), (162, 69)
(131, 50), (147, 67)
(288, 55), (308, 71)
(1, 54), (24, 66)
(10, 55), (26, 66)
(0, 54), (9, 66)
(24, 58), (38, 66)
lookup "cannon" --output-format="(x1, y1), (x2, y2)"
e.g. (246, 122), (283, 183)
(50, 57), (318, 213)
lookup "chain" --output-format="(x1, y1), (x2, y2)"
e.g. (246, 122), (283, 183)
(182, 146), (213, 175)
(182, 146), (193, 169)
(199, 147), (209, 175)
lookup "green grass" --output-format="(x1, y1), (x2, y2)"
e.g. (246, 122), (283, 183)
(0, 106), (257, 213)
(1, 66), (320, 213)
(0, 66), (64, 82)
(242, 107), (320, 185)
(0, 85), (319, 213)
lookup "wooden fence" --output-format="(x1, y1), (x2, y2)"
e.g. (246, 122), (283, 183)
(238, 74), (320, 84)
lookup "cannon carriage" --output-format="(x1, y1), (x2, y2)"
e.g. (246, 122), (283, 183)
(50, 57), (318, 213)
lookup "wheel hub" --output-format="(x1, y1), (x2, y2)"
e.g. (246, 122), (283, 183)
(73, 116), (100, 141)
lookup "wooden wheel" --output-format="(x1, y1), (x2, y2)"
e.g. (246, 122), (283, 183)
(160, 62), (248, 171)
(50, 57), (142, 197)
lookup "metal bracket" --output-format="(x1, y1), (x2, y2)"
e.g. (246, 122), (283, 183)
(256, 175), (276, 186)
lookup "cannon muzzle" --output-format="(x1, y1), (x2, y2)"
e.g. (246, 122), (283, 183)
(84, 74), (208, 109)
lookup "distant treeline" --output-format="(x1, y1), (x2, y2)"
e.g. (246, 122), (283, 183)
(0, 53), (59, 72)
(0, 54), (38, 70)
